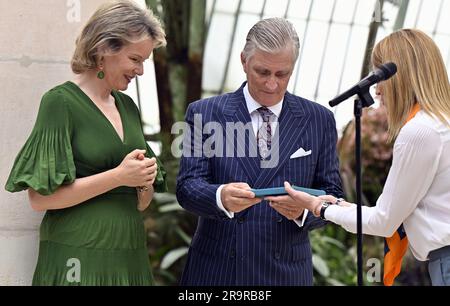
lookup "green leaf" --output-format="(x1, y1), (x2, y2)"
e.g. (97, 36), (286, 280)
(154, 269), (177, 285)
(160, 247), (189, 269)
(321, 236), (346, 249)
(153, 193), (178, 204)
(158, 202), (183, 213)
(326, 278), (345, 286)
(175, 227), (192, 245)
(312, 254), (330, 277)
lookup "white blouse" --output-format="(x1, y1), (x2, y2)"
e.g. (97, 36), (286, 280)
(325, 111), (450, 261)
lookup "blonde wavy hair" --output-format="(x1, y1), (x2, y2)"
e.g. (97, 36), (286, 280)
(71, 0), (166, 74)
(371, 29), (450, 140)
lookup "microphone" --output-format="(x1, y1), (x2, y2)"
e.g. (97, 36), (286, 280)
(329, 62), (397, 107)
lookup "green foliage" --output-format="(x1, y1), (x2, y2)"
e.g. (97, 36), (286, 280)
(310, 225), (358, 285)
(142, 157), (197, 285)
(144, 191), (197, 285)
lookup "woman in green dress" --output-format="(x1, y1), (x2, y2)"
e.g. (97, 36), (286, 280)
(4, 0), (167, 285)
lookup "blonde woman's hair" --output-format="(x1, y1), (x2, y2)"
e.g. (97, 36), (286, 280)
(71, 0), (166, 74)
(371, 29), (450, 140)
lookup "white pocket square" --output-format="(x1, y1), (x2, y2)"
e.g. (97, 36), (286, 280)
(290, 147), (312, 159)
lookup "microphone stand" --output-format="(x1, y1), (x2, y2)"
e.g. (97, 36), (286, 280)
(353, 90), (375, 286)
(330, 62), (397, 285)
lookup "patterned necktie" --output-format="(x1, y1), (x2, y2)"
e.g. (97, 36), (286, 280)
(256, 107), (274, 160)
(383, 103), (421, 286)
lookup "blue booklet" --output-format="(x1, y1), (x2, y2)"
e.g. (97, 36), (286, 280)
(251, 186), (326, 197)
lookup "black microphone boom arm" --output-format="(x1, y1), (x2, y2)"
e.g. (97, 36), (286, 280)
(329, 62), (397, 107)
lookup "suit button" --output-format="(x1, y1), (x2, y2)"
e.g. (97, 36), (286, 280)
(274, 252), (280, 260)
(277, 218), (282, 223)
(230, 249), (235, 258)
(238, 217), (244, 224)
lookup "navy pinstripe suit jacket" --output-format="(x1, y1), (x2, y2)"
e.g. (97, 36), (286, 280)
(176, 83), (343, 286)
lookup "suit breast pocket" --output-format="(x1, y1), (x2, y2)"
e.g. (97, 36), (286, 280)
(287, 155), (317, 187)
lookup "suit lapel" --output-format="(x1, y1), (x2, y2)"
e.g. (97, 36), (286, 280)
(253, 93), (311, 188)
(223, 84), (261, 186)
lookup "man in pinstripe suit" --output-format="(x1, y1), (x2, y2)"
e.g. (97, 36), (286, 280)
(176, 18), (343, 286)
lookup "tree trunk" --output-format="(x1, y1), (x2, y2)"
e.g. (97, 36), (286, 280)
(360, 0), (384, 78)
(145, 0), (206, 159)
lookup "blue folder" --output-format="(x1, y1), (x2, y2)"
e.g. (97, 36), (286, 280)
(251, 186), (326, 197)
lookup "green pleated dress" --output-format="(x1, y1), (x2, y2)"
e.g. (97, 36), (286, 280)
(5, 81), (167, 286)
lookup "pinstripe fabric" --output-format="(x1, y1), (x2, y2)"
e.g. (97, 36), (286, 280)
(176, 83), (343, 286)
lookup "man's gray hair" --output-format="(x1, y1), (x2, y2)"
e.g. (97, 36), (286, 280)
(242, 17), (300, 62)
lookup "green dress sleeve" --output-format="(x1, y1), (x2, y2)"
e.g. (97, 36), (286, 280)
(5, 90), (76, 195)
(145, 139), (167, 193)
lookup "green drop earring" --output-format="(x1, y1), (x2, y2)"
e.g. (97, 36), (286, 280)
(97, 70), (105, 79)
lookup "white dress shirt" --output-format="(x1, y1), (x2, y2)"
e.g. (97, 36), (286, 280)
(325, 111), (450, 261)
(216, 84), (308, 227)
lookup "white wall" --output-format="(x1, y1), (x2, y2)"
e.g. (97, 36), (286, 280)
(0, 0), (107, 285)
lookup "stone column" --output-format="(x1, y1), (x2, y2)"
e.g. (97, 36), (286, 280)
(0, 0), (107, 285)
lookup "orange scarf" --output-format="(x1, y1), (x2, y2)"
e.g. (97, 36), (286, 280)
(383, 103), (421, 286)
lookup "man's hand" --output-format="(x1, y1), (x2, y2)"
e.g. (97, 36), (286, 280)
(265, 182), (313, 220)
(221, 183), (261, 213)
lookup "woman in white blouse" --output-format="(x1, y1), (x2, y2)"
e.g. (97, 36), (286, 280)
(267, 29), (450, 285)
